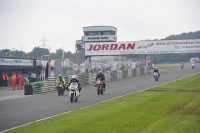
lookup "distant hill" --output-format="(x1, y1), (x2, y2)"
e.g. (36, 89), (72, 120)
(163, 30), (200, 40)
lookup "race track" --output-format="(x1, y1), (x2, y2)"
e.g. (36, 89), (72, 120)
(0, 64), (199, 132)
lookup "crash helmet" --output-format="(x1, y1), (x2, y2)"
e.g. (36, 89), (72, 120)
(155, 67), (158, 69)
(98, 70), (102, 74)
(72, 75), (76, 80)
(58, 74), (62, 78)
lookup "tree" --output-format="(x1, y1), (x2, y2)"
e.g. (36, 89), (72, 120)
(29, 47), (49, 58)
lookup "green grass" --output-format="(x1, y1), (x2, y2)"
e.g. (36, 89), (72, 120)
(156, 62), (191, 70)
(6, 74), (200, 133)
(157, 65), (179, 70)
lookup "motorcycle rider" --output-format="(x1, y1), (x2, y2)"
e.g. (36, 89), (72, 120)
(191, 62), (195, 68)
(68, 75), (81, 92)
(153, 67), (160, 78)
(180, 62), (184, 68)
(55, 74), (66, 89)
(95, 70), (106, 91)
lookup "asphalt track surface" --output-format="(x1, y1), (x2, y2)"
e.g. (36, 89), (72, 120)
(0, 64), (199, 132)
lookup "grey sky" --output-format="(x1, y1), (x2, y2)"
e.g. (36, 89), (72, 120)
(0, 0), (200, 53)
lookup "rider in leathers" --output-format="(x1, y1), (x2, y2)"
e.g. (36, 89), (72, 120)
(55, 74), (66, 89)
(68, 75), (81, 92)
(95, 71), (106, 91)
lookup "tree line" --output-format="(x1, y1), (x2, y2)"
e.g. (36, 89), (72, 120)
(0, 46), (74, 60)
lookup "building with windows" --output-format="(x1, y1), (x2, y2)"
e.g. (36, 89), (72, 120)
(76, 26), (117, 52)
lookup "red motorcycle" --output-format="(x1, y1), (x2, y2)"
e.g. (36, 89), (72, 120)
(56, 81), (65, 96)
(95, 78), (104, 95)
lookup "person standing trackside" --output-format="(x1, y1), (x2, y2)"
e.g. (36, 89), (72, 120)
(5, 73), (8, 86)
(2, 72), (6, 87)
(18, 73), (23, 90)
(0, 73), (2, 89)
(12, 72), (16, 90)
(45, 59), (51, 79)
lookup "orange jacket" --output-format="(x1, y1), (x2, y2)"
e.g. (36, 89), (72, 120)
(2, 74), (5, 80)
(18, 74), (23, 82)
(5, 75), (8, 80)
(46, 61), (50, 68)
(12, 74), (16, 82)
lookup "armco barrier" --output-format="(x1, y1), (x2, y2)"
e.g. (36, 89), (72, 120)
(27, 67), (149, 95)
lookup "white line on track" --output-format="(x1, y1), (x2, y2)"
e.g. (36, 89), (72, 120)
(0, 95), (32, 102)
(1, 72), (199, 133)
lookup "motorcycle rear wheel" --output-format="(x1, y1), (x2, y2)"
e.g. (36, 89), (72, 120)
(100, 86), (104, 95)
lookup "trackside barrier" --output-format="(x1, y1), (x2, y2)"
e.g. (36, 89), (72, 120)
(111, 71), (117, 81)
(128, 69), (132, 77)
(132, 69), (137, 77)
(140, 67), (145, 75)
(28, 67), (148, 94)
(117, 70), (122, 79)
(122, 70), (128, 78)
(136, 68), (140, 76)
(105, 71), (111, 82)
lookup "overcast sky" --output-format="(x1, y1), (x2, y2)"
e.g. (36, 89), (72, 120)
(0, 0), (200, 53)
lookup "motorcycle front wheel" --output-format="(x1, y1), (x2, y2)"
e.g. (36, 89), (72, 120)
(57, 88), (61, 96)
(97, 86), (100, 95)
(70, 93), (74, 103)
(61, 89), (64, 95)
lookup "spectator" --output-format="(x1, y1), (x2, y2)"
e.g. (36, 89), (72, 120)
(2, 72), (5, 87)
(5, 73), (8, 86)
(0, 73), (1, 89)
(12, 72), (16, 90)
(45, 59), (51, 79)
(17, 73), (23, 90)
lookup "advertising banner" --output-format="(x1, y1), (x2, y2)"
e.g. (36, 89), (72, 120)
(85, 39), (200, 56)
(0, 58), (33, 66)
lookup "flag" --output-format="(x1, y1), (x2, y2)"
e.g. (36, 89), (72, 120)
(62, 45), (64, 60)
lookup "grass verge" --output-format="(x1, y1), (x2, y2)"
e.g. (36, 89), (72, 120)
(6, 74), (200, 133)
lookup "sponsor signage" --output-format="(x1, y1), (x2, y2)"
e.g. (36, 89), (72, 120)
(85, 39), (200, 56)
(0, 58), (33, 66)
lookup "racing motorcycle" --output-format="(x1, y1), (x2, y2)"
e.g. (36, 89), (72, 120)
(192, 63), (195, 69)
(153, 72), (159, 81)
(68, 82), (80, 103)
(56, 81), (65, 96)
(95, 78), (104, 95)
(181, 64), (184, 69)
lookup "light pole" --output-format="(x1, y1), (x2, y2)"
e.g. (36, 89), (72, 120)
(12, 48), (15, 57)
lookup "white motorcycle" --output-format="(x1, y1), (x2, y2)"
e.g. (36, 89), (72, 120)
(68, 82), (80, 103)
(153, 72), (159, 81)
